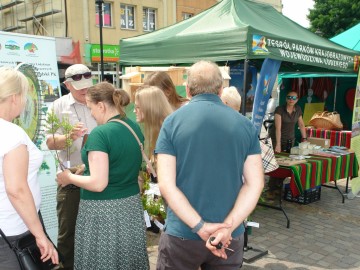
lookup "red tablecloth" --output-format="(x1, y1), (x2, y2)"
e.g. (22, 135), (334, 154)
(267, 152), (358, 197)
(305, 127), (352, 148)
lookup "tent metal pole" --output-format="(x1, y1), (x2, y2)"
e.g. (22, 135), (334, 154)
(115, 63), (120, 88)
(241, 59), (249, 116)
(333, 78), (338, 111)
(96, 0), (105, 82)
(118, 64), (123, 88)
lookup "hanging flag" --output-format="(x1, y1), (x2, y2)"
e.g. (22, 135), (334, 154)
(251, 58), (281, 134)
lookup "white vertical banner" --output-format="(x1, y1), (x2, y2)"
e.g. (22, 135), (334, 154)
(350, 68), (360, 199)
(0, 31), (60, 244)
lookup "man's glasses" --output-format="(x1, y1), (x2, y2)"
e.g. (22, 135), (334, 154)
(287, 96), (298, 100)
(66, 72), (92, 81)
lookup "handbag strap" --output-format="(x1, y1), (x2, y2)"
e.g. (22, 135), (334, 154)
(109, 119), (157, 177)
(38, 211), (51, 240)
(258, 127), (271, 141)
(0, 228), (15, 250)
(259, 134), (270, 141)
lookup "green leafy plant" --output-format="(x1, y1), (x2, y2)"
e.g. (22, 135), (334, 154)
(45, 111), (75, 171)
(61, 114), (75, 167)
(141, 171), (166, 223)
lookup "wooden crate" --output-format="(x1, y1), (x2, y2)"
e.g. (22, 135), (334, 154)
(167, 67), (186, 86)
(129, 82), (144, 102)
(120, 72), (142, 102)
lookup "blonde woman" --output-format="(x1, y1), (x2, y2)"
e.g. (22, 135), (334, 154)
(221, 86), (242, 111)
(134, 86), (173, 160)
(0, 67), (59, 269)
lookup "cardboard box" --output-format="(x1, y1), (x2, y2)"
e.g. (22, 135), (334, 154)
(307, 137), (330, 148)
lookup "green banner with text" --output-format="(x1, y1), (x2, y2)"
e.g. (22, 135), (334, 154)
(251, 35), (359, 73)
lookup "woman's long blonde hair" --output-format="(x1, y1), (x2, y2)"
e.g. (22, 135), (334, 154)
(135, 86), (173, 157)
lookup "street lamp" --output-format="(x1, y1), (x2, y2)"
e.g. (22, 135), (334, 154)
(96, 0), (104, 82)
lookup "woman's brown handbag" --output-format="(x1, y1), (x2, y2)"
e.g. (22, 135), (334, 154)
(309, 111), (343, 130)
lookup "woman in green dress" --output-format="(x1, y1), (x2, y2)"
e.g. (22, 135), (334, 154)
(57, 82), (149, 270)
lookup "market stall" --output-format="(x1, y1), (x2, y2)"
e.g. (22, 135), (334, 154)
(276, 21), (360, 151)
(120, 0), (359, 123)
(119, 0), (360, 208)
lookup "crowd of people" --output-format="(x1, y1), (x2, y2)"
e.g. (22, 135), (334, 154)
(0, 61), (268, 270)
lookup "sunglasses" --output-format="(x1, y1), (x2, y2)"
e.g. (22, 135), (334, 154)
(287, 96), (298, 100)
(66, 72), (92, 81)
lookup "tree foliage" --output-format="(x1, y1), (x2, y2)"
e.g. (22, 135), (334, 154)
(308, 0), (360, 38)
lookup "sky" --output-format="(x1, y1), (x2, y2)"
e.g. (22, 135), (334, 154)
(282, 0), (315, 28)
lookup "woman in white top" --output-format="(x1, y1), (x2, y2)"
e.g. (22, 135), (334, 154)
(0, 66), (59, 269)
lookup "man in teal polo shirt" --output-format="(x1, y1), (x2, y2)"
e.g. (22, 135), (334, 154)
(155, 60), (264, 270)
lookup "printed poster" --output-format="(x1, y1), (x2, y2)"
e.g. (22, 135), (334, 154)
(0, 31), (60, 243)
(229, 63), (258, 117)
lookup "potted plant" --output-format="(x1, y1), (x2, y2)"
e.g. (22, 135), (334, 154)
(141, 172), (166, 233)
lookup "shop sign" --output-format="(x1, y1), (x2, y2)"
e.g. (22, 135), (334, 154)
(91, 44), (119, 62)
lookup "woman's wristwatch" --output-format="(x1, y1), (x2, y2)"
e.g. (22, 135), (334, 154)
(301, 137), (307, 142)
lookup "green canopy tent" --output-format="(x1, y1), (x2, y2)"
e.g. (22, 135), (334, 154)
(278, 23), (360, 130)
(330, 23), (360, 52)
(120, 0), (359, 74)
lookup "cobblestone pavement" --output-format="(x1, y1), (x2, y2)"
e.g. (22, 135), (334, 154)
(147, 179), (360, 270)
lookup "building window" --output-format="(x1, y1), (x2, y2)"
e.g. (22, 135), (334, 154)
(96, 2), (112, 27)
(182, 13), (193, 20)
(121, 4), (135, 30)
(4, 11), (12, 28)
(143, 8), (156, 32)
